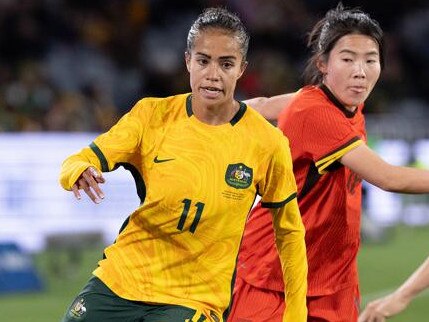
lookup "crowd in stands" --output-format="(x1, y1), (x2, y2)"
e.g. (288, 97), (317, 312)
(0, 0), (428, 132)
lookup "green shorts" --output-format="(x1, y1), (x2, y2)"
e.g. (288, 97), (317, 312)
(61, 276), (207, 322)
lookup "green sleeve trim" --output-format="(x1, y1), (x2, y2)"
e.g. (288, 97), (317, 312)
(261, 192), (297, 208)
(89, 142), (109, 172)
(114, 162), (147, 205)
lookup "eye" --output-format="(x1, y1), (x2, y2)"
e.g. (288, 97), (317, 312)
(222, 61), (234, 69)
(342, 58), (353, 63)
(197, 58), (209, 65)
(367, 59), (378, 64)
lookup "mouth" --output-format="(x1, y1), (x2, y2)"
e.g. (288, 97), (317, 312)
(201, 86), (223, 93)
(349, 86), (366, 94)
(200, 86), (224, 99)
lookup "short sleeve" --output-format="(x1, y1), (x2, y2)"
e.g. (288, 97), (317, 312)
(280, 100), (364, 175)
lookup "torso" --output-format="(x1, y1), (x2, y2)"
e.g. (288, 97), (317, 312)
(91, 93), (294, 317)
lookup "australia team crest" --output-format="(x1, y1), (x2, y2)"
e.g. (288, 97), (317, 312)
(68, 297), (87, 320)
(225, 163), (253, 189)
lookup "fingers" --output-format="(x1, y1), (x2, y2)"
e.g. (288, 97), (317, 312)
(73, 167), (105, 203)
(79, 176), (102, 203)
(359, 313), (385, 322)
(359, 301), (387, 322)
(89, 167), (106, 184)
(82, 168), (105, 199)
(71, 184), (81, 200)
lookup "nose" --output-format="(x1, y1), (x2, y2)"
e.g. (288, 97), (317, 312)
(206, 62), (220, 81)
(352, 61), (366, 79)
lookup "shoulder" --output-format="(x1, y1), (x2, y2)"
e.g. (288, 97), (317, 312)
(242, 106), (289, 156)
(243, 105), (285, 139)
(289, 86), (329, 111)
(126, 93), (189, 124)
(283, 86), (344, 125)
(133, 93), (189, 113)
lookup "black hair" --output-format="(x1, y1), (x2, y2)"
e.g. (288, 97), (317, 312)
(186, 7), (250, 61)
(303, 3), (384, 85)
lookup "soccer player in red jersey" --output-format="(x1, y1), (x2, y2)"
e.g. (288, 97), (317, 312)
(229, 3), (429, 322)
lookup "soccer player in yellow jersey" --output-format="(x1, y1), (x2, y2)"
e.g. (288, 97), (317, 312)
(59, 7), (307, 322)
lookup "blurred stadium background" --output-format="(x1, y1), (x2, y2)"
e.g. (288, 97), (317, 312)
(0, 0), (428, 321)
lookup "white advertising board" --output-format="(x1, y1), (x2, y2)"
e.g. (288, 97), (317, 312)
(0, 133), (139, 252)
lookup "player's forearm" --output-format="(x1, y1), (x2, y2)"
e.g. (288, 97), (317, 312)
(270, 201), (308, 321)
(278, 232), (307, 322)
(276, 229), (307, 293)
(395, 256), (429, 301)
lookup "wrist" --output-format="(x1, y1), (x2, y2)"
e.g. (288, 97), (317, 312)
(395, 287), (415, 304)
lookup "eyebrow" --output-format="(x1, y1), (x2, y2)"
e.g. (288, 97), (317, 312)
(339, 49), (379, 56)
(195, 52), (238, 60)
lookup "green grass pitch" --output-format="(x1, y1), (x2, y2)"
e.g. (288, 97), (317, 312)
(1, 224), (428, 321)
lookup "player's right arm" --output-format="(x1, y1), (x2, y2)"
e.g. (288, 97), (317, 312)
(358, 256), (429, 322)
(243, 92), (296, 121)
(60, 147), (107, 203)
(70, 165), (105, 203)
(60, 101), (147, 203)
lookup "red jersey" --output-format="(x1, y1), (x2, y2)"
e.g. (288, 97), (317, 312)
(237, 85), (365, 296)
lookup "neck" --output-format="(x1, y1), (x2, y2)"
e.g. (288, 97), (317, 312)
(192, 98), (239, 125)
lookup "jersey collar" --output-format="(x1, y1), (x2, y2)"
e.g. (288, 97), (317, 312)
(319, 84), (357, 118)
(186, 94), (247, 126)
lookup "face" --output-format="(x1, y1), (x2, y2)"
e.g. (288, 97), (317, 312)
(318, 34), (381, 111)
(185, 28), (247, 109)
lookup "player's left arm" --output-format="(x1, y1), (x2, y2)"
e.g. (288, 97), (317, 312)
(359, 256), (429, 322)
(341, 143), (429, 193)
(270, 197), (307, 322)
(260, 134), (307, 321)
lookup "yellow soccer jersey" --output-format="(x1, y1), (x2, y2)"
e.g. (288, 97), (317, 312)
(60, 93), (300, 321)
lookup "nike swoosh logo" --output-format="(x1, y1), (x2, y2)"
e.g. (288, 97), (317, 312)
(154, 156), (175, 163)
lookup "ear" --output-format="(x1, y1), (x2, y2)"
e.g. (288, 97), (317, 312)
(185, 52), (191, 72)
(238, 60), (248, 79)
(316, 57), (327, 75)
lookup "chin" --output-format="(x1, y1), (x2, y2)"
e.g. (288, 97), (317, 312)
(204, 94), (226, 104)
(346, 96), (366, 108)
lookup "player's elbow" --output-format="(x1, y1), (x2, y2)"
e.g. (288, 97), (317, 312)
(374, 177), (394, 192)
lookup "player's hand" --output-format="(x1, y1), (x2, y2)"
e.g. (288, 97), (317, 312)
(71, 167), (106, 203)
(358, 292), (411, 322)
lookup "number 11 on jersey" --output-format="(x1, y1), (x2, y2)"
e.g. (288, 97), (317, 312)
(177, 199), (205, 233)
